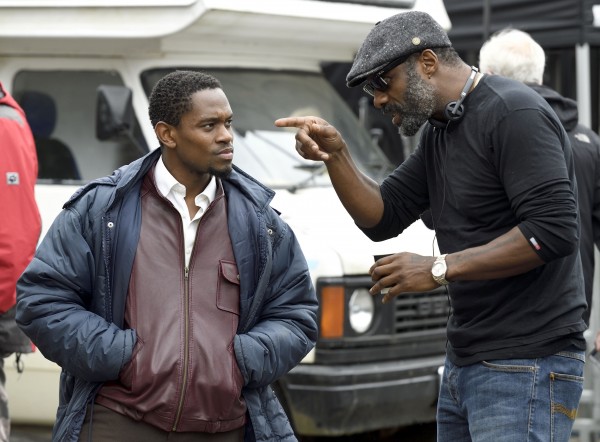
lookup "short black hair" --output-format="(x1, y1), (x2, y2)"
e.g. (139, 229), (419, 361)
(432, 47), (462, 67)
(148, 70), (222, 127)
(403, 47), (462, 70)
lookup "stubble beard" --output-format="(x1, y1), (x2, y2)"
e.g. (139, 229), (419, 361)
(209, 164), (233, 179)
(384, 67), (437, 137)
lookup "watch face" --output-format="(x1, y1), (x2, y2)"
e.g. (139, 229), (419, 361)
(432, 262), (445, 277)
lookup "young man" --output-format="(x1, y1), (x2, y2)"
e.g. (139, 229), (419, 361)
(276, 11), (586, 442)
(0, 81), (40, 442)
(479, 28), (600, 327)
(17, 71), (318, 442)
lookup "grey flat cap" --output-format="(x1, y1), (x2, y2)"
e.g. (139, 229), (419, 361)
(346, 11), (451, 87)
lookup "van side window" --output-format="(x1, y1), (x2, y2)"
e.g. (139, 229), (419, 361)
(13, 70), (148, 183)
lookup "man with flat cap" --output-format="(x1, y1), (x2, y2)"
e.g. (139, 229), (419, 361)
(276, 10), (586, 442)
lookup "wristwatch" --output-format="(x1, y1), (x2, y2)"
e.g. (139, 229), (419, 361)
(431, 254), (449, 286)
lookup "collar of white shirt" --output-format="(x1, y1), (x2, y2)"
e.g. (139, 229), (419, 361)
(154, 155), (217, 221)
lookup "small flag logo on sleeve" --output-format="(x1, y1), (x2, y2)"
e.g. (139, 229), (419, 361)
(529, 237), (541, 250)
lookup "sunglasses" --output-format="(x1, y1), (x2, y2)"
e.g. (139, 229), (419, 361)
(362, 55), (410, 97)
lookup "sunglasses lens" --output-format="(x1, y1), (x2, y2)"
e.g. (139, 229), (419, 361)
(363, 75), (388, 96)
(373, 75), (388, 90)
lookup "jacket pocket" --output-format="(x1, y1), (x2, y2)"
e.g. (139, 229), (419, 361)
(217, 260), (240, 315)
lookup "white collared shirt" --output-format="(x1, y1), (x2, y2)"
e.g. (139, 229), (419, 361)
(154, 156), (216, 266)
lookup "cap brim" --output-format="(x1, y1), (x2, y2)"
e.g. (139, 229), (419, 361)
(346, 63), (387, 88)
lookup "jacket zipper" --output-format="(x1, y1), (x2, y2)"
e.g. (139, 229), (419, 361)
(173, 266), (191, 430)
(171, 192), (221, 430)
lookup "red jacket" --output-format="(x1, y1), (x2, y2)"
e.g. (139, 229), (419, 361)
(0, 82), (41, 313)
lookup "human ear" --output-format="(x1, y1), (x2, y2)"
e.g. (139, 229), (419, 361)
(420, 49), (438, 78)
(155, 121), (176, 149)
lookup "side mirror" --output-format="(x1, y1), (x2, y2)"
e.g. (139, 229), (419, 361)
(369, 127), (384, 146)
(357, 96), (370, 130)
(96, 85), (134, 141)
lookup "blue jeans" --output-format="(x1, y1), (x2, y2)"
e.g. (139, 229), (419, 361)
(437, 347), (585, 442)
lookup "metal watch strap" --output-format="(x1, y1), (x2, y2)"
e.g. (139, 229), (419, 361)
(432, 254), (449, 286)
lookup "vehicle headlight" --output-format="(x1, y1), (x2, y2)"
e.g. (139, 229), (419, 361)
(348, 288), (374, 334)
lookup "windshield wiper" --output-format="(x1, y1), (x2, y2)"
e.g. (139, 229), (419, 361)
(287, 164), (328, 193)
(249, 130), (330, 191)
(252, 131), (302, 163)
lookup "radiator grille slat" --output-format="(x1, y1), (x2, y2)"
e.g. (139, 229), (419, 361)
(393, 290), (450, 334)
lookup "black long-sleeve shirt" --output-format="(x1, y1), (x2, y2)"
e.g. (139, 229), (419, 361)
(362, 75), (587, 365)
(529, 83), (600, 326)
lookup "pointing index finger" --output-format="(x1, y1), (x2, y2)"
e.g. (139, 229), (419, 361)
(274, 116), (313, 128)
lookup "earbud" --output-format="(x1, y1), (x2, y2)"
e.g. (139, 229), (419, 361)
(443, 66), (479, 122)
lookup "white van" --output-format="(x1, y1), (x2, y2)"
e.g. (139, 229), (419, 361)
(1, 0), (449, 437)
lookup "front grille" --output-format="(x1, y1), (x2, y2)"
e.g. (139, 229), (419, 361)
(313, 278), (449, 364)
(393, 288), (450, 334)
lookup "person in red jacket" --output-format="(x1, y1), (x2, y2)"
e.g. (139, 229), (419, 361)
(0, 81), (41, 441)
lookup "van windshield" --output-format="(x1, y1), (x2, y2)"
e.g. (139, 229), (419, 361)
(141, 69), (393, 189)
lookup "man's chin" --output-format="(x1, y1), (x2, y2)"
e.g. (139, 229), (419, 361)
(399, 121), (425, 137)
(211, 165), (233, 179)
(394, 113), (427, 136)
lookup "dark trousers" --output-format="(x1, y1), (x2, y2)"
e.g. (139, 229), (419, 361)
(79, 402), (245, 442)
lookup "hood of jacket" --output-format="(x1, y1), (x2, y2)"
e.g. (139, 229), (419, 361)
(528, 83), (578, 132)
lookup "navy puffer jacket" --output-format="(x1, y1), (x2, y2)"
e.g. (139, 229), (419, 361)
(16, 148), (318, 441)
